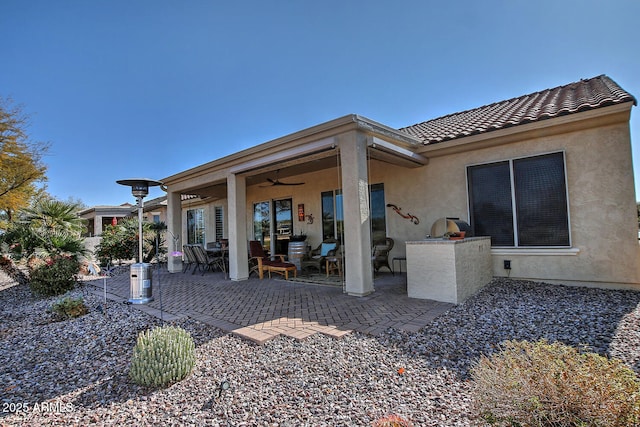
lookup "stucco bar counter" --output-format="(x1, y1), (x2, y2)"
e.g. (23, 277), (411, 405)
(406, 237), (492, 304)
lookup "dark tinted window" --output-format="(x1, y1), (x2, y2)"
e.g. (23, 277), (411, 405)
(468, 152), (569, 247)
(514, 153), (569, 246)
(468, 161), (514, 246)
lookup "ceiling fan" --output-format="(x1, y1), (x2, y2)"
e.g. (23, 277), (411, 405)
(260, 170), (305, 187)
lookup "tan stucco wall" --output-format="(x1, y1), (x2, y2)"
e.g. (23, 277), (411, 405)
(180, 113), (639, 291)
(373, 120), (640, 290)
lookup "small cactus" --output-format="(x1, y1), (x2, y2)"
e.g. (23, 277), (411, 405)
(129, 325), (196, 388)
(51, 296), (88, 319)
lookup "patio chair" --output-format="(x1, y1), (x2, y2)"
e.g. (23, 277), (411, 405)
(210, 243), (229, 279)
(372, 237), (394, 275)
(249, 240), (296, 280)
(301, 239), (339, 274)
(182, 244), (198, 273)
(191, 244), (227, 277)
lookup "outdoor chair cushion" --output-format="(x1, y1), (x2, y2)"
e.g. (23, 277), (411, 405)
(264, 260), (294, 268)
(320, 242), (336, 256)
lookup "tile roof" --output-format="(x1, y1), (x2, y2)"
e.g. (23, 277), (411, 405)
(399, 75), (636, 145)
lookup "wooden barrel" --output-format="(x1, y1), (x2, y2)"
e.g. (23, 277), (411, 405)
(287, 240), (307, 271)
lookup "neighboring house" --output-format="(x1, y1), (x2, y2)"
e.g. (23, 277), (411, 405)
(142, 195), (168, 224)
(79, 203), (135, 237)
(80, 197), (170, 238)
(161, 75), (639, 296)
(80, 197), (170, 262)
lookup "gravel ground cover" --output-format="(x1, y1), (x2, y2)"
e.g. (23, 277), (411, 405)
(1, 270), (639, 426)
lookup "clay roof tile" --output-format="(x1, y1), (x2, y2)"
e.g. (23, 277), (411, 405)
(400, 75), (636, 145)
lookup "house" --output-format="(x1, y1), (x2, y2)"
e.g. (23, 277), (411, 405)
(79, 196), (168, 237)
(141, 195), (168, 224)
(161, 75), (639, 297)
(79, 203), (135, 237)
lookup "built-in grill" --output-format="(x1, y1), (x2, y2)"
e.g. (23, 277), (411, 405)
(429, 217), (471, 238)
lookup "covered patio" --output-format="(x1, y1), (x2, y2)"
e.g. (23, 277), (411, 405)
(85, 269), (452, 344)
(162, 114), (428, 297)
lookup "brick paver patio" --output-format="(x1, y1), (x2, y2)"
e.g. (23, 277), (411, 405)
(84, 268), (452, 344)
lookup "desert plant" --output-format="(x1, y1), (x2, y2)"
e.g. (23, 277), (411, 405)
(145, 221), (167, 262)
(471, 339), (640, 427)
(129, 325), (196, 388)
(18, 199), (87, 258)
(51, 296), (88, 318)
(28, 255), (80, 296)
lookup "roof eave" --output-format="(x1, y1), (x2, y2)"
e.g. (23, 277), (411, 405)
(162, 114), (423, 185)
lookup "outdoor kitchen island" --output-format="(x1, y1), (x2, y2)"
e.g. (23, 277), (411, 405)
(405, 237), (492, 304)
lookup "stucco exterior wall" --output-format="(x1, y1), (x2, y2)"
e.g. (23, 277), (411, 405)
(372, 120), (640, 289)
(178, 114), (639, 291)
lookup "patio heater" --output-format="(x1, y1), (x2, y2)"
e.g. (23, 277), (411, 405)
(116, 178), (163, 304)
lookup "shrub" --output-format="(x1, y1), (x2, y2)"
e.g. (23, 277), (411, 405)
(51, 296), (88, 318)
(471, 339), (640, 427)
(372, 414), (413, 427)
(129, 325), (196, 388)
(5, 199), (87, 260)
(95, 218), (165, 265)
(29, 255), (80, 296)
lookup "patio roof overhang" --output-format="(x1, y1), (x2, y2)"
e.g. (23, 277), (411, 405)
(162, 114), (428, 199)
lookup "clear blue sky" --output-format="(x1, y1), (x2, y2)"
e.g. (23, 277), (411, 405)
(1, 0), (639, 207)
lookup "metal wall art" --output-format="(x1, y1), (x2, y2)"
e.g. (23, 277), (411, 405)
(386, 203), (419, 225)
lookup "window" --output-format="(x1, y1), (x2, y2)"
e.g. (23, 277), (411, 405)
(214, 206), (224, 241)
(321, 183), (386, 243)
(187, 208), (205, 245)
(467, 152), (570, 247)
(253, 198), (293, 253)
(321, 190), (343, 241)
(253, 201), (271, 248)
(274, 199), (293, 237)
(370, 183), (387, 243)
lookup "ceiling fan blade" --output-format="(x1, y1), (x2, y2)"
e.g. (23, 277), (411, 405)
(277, 181), (305, 185)
(260, 170), (305, 186)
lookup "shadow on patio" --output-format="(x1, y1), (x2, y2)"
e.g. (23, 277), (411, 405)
(83, 268), (453, 344)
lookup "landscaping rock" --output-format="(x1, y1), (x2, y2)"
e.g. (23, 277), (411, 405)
(1, 277), (638, 426)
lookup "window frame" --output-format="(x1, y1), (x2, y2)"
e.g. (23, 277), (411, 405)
(321, 183), (387, 243)
(186, 207), (206, 245)
(214, 206), (224, 241)
(252, 197), (293, 253)
(466, 151), (571, 249)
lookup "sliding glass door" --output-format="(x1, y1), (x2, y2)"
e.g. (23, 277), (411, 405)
(253, 201), (271, 249)
(321, 183), (386, 243)
(253, 198), (293, 253)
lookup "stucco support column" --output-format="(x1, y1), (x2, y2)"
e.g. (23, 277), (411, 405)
(95, 216), (103, 236)
(228, 173), (249, 281)
(167, 190), (183, 273)
(338, 131), (374, 296)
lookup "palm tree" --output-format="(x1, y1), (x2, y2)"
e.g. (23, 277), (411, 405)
(18, 199), (87, 258)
